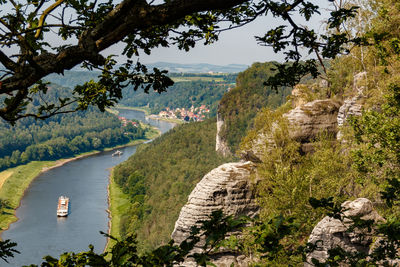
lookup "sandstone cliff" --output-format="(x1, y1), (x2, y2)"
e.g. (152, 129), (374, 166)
(305, 198), (385, 266)
(216, 113), (232, 157)
(172, 161), (258, 244)
(241, 98), (341, 160)
(171, 161), (258, 266)
(173, 75), (369, 265)
(336, 72), (366, 140)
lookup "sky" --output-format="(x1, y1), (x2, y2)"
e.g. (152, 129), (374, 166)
(130, 2), (333, 66)
(0, 1), (334, 67)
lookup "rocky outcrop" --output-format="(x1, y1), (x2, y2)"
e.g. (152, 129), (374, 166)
(337, 96), (363, 128)
(291, 84), (315, 108)
(216, 113), (232, 157)
(171, 161), (258, 266)
(305, 198), (385, 266)
(284, 99), (341, 143)
(242, 99), (341, 160)
(337, 72), (366, 140)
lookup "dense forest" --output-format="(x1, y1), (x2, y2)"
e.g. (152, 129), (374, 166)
(218, 61), (292, 152)
(113, 118), (231, 251)
(45, 71), (100, 89)
(0, 84), (147, 171)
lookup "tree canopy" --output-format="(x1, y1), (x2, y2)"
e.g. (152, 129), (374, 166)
(0, 0), (359, 122)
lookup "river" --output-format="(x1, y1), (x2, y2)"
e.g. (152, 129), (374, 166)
(2, 109), (176, 266)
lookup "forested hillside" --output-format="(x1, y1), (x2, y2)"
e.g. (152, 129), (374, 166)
(45, 71), (100, 89)
(111, 0), (400, 264)
(217, 0), (400, 264)
(218, 62), (292, 152)
(4, 0), (400, 265)
(45, 71), (235, 118)
(120, 79), (232, 116)
(113, 118), (231, 251)
(0, 84), (147, 171)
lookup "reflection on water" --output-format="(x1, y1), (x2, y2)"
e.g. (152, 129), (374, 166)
(2, 109), (175, 266)
(116, 108), (176, 134)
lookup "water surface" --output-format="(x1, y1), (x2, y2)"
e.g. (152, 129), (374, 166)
(3, 109), (175, 266)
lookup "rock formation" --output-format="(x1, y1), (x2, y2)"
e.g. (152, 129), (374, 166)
(284, 99), (341, 143)
(337, 96), (363, 128)
(305, 198), (384, 266)
(336, 72), (366, 140)
(242, 98), (341, 160)
(171, 161), (258, 266)
(216, 113), (232, 157)
(291, 84), (315, 108)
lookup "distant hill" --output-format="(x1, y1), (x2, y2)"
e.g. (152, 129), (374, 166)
(145, 62), (248, 73)
(45, 71), (100, 89)
(44, 62), (247, 88)
(45, 70), (237, 117)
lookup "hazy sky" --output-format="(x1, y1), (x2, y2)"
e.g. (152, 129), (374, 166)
(133, 2), (333, 66)
(0, 1), (333, 67)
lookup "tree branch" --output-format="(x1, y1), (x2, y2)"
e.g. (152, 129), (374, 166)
(1, 0), (248, 96)
(35, 0), (65, 38)
(0, 51), (17, 71)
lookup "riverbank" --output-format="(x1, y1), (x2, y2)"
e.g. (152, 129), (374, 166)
(115, 105), (151, 115)
(146, 114), (183, 124)
(105, 168), (131, 253)
(115, 106), (184, 125)
(0, 126), (160, 236)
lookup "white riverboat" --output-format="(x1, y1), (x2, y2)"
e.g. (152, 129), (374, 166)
(57, 196), (69, 217)
(112, 150), (123, 157)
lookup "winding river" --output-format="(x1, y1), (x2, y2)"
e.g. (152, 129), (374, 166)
(2, 109), (175, 266)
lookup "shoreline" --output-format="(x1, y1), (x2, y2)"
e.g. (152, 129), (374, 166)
(115, 105), (151, 115)
(115, 106), (184, 124)
(105, 170), (112, 253)
(104, 167), (131, 255)
(146, 114), (184, 124)
(0, 133), (159, 237)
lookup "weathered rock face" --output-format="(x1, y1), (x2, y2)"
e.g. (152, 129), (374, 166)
(337, 95), (363, 128)
(353, 72), (367, 94)
(242, 99), (341, 161)
(305, 198), (384, 266)
(336, 72), (366, 140)
(171, 161), (258, 266)
(216, 113), (232, 157)
(284, 99), (341, 143)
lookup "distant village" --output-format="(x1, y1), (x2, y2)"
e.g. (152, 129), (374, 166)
(117, 116), (139, 127)
(158, 105), (210, 122)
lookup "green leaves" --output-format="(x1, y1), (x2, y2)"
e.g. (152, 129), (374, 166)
(299, 2), (320, 21)
(265, 60), (319, 90)
(328, 6), (359, 29)
(24, 211), (247, 266)
(0, 239), (19, 263)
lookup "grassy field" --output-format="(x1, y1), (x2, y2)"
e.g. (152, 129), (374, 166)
(0, 127), (160, 235)
(146, 115), (184, 125)
(0, 161), (57, 231)
(0, 171), (13, 189)
(105, 169), (131, 252)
